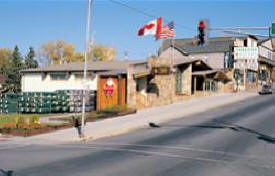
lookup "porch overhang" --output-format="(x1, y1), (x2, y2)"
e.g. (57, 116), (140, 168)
(192, 70), (230, 81)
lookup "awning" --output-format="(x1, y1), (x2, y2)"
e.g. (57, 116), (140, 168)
(192, 70), (218, 76)
(133, 70), (151, 78)
(192, 70), (231, 81)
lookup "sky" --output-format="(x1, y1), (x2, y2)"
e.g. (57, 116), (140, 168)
(0, 0), (274, 60)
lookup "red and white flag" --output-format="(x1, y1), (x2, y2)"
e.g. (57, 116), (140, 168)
(138, 17), (162, 37)
(158, 21), (175, 39)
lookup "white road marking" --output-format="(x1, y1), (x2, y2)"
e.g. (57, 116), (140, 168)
(0, 144), (30, 151)
(84, 142), (275, 162)
(58, 144), (275, 170)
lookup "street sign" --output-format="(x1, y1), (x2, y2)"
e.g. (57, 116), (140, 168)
(272, 23), (275, 35)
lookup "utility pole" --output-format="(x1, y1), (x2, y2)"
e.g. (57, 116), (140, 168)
(81, 0), (92, 138)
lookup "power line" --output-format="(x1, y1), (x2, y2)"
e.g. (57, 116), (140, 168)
(108, 0), (155, 19)
(222, 30), (269, 38)
(211, 27), (269, 30)
(108, 0), (197, 32)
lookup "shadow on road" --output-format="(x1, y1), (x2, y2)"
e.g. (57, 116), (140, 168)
(148, 120), (275, 144)
(0, 169), (14, 176)
(214, 120), (275, 144)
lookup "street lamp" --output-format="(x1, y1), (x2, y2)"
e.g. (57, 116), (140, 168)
(81, 0), (92, 138)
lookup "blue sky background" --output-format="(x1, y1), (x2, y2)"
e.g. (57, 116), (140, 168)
(0, 0), (274, 60)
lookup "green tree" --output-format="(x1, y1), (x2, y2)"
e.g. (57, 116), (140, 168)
(40, 40), (83, 64)
(25, 47), (38, 68)
(2, 46), (24, 93)
(0, 48), (12, 69)
(90, 44), (116, 61)
(11, 46), (24, 69)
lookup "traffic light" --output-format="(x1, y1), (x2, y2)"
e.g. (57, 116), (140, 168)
(198, 20), (206, 46)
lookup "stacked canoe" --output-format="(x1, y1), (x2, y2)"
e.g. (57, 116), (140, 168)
(0, 94), (19, 113)
(67, 90), (96, 113)
(0, 90), (96, 114)
(19, 92), (59, 113)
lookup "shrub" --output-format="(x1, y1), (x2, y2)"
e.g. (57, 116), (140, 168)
(17, 123), (30, 130)
(29, 123), (41, 129)
(16, 116), (27, 125)
(102, 105), (127, 113)
(29, 115), (40, 124)
(3, 122), (16, 130)
(0, 115), (17, 128)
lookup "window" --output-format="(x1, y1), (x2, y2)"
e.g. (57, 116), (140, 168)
(75, 74), (84, 81)
(247, 70), (256, 83)
(175, 69), (183, 93)
(244, 39), (247, 47)
(268, 52), (272, 60)
(74, 73), (95, 81)
(50, 73), (69, 80)
(136, 78), (147, 94)
(224, 52), (234, 69)
(42, 73), (47, 80)
(260, 70), (268, 81)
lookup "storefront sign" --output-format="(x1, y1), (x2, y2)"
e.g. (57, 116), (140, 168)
(152, 67), (170, 75)
(234, 47), (258, 60)
(103, 78), (115, 96)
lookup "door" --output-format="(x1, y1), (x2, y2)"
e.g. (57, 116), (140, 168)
(97, 76), (126, 111)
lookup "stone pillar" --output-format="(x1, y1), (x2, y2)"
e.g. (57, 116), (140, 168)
(127, 66), (137, 109)
(183, 64), (192, 95)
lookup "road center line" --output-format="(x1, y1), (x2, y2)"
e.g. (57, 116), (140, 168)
(58, 144), (275, 170)
(81, 142), (275, 162)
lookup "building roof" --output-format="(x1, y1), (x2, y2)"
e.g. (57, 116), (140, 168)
(162, 37), (235, 54)
(258, 38), (270, 45)
(21, 60), (147, 73)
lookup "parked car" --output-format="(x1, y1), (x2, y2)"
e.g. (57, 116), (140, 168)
(259, 83), (275, 95)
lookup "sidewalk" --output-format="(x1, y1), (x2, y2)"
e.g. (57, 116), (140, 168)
(3, 92), (258, 144)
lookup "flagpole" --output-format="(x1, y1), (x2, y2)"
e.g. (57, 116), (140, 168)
(81, 0), (92, 138)
(172, 38), (175, 67)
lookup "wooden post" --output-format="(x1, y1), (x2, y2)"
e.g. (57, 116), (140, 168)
(96, 75), (101, 111)
(203, 81), (205, 96)
(194, 76), (197, 95)
(117, 75), (121, 105)
(210, 80), (212, 93)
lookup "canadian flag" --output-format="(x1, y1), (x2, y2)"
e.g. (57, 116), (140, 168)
(138, 17), (162, 37)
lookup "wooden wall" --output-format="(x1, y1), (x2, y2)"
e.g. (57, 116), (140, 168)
(97, 75), (126, 111)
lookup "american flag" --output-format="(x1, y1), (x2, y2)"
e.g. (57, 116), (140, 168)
(158, 21), (175, 39)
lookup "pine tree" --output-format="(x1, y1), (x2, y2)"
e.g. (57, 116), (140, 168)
(12, 46), (23, 69)
(25, 47), (38, 68)
(3, 46), (24, 93)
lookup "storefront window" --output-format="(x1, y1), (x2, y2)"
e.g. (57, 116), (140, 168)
(260, 70), (268, 81)
(136, 78), (147, 94)
(234, 69), (244, 85)
(247, 70), (256, 83)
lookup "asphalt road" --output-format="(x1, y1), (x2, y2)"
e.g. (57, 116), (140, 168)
(0, 94), (275, 176)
